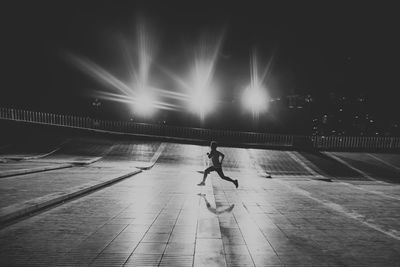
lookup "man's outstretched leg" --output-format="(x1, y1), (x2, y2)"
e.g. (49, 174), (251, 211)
(216, 168), (238, 188)
(198, 166), (214, 186)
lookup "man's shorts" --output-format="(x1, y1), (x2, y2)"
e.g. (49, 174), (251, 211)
(204, 166), (224, 176)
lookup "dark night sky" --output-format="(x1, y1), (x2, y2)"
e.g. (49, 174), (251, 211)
(1, 1), (399, 119)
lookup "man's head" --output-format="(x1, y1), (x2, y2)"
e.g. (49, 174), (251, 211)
(210, 141), (218, 150)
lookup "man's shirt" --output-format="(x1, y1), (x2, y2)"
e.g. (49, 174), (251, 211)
(209, 150), (223, 168)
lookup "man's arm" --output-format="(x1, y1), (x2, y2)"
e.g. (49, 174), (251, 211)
(219, 152), (225, 164)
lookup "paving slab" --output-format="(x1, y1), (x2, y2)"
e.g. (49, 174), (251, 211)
(248, 148), (314, 177)
(93, 141), (166, 170)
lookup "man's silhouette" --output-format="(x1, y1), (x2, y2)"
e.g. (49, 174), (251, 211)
(197, 141), (238, 188)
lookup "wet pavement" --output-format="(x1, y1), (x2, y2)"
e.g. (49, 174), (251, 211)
(0, 141), (400, 266)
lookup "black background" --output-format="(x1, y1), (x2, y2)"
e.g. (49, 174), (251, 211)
(1, 1), (399, 127)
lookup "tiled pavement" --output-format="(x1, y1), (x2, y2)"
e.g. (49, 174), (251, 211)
(0, 165), (140, 211)
(0, 143), (400, 266)
(0, 141), (164, 224)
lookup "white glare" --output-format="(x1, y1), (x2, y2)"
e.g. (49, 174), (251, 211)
(168, 33), (224, 120)
(242, 85), (269, 114)
(66, 19), (176, 117)
(189, 86), (215, 117)
(242, 50), (270, 116)
(128, 20), (157, 116)
(133, 91), (155, 116)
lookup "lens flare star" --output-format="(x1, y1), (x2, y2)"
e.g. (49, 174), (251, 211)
(242, 50), (271, 117)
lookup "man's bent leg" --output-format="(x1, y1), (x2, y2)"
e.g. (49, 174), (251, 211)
(216, 168), (235, 183)
(198, 166), (215, 185)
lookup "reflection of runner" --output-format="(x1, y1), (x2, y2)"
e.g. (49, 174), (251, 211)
(198, 193), (234, 214)
(197, 141), (238, 188)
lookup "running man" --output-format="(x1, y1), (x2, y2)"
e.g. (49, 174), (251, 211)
(197, 141), (238, 188)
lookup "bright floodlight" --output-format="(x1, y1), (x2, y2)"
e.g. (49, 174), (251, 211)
(176, 33), (223, 120)
(242, 85), (269, 114)
(67, 19), (174, 117)
(189, 86), (215, 119)
(243, 49), (271, 116)
(132, 90), (156, 116)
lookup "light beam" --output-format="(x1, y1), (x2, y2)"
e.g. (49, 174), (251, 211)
(242, 49), (270, 117)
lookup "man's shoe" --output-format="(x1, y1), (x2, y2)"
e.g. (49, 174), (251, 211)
(234, 180), (239, 188)
(197, 182), (205, 186)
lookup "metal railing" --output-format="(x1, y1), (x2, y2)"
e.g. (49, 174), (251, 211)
(311, 135), (400, 151)
(1, 107), (400, 151)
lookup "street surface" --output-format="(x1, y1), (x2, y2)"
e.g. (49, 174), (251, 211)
(0, 139), (400, 266)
